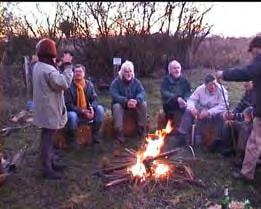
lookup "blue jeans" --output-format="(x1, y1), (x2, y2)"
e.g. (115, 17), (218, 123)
(67, 105), (105, 131)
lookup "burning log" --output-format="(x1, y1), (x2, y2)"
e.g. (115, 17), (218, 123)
(142, 147), (184, 165)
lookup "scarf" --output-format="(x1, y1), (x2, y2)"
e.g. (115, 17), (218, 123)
(74, 79), (88, 109)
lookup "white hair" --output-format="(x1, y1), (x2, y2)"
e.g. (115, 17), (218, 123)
(168, 60), (181, 74)
(118, 60), (135, 79)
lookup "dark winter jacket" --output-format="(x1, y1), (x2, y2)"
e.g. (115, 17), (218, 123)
(160, 75), (191, 106)
(110, 76), (146, 107)
(64, 80), (98, 116)
(223, 54), (261, 117)
(232, 89), (256, 121)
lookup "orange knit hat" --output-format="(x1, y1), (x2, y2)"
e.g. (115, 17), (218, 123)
(36, 38), (57, 58)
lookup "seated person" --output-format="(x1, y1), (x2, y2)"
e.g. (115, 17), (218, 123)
(160, 60), (191, 127)
(64, 64), (105, 145)
(175, 74), (228, 150)
(110, 60), (147, 143)
(224, 106), (254, 166)
(222, 81), (256, 155)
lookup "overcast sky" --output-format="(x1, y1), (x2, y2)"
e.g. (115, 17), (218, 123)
(14, 2), (261, 38)
(204, 2), (261, 37)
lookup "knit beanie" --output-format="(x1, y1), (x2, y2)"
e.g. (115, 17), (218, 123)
(36, 38), (57, 58)
(248, 35), (261, 52)
(204, 74), (215, 84)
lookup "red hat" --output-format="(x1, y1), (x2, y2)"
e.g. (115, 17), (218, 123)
(248, 35), (261, 52)
(36, 38), (57, 58)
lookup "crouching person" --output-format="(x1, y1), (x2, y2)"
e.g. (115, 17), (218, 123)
(175, 74), (228, 151)
(221, 81), (255, 156)
(64, 64), (105, 147)
(110, 60), (147, 144)
(33, 38), (73, 179)
(224, 106), (254, 166)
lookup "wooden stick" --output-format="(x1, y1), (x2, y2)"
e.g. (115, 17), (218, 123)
(142, 147), (184, 164)
(105, 176), (129, 188)
(93, 162), (134, 175)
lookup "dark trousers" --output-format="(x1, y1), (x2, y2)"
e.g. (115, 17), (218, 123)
(40, 128), (57, 173)
(163, 98), (186, 130)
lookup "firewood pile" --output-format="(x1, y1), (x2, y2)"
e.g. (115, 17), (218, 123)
(94, 121), (205, 189)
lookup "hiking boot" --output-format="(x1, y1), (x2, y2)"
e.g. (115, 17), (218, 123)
(43, 170), (62, 180)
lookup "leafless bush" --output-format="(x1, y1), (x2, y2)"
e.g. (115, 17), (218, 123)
(191, 36), (252, 68)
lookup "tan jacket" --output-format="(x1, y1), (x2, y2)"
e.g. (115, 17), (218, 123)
(32, 62), (73, 129)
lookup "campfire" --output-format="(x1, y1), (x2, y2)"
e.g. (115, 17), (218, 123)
(95, 121), (204, 188)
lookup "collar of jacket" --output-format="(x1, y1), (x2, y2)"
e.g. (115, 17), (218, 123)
(120, 77), (134, 85)
(168, 74), (183, 83)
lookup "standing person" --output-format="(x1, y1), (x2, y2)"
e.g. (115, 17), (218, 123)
(32, 38), (73, 179)
(160, 60), (191, 127)
(216, 35), (261, 182)
(110, 60), (147, 144)
(64, 64), (105, 146)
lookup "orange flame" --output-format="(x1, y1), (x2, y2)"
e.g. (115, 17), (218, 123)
(128, 120), (173, 179)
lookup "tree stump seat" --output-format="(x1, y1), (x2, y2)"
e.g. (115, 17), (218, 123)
(54, 121), (93, 149)
(101, 110), (150, 140)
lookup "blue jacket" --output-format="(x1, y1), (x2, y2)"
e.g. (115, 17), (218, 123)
(64, 79), (98, 116)
(223, 54), (261, 117)
(110, 76), (146, 107)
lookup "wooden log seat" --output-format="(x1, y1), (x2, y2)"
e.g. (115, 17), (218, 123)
(101, 110), (150, 139)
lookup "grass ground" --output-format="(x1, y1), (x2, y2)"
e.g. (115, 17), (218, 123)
(1, 68), (260, 209)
